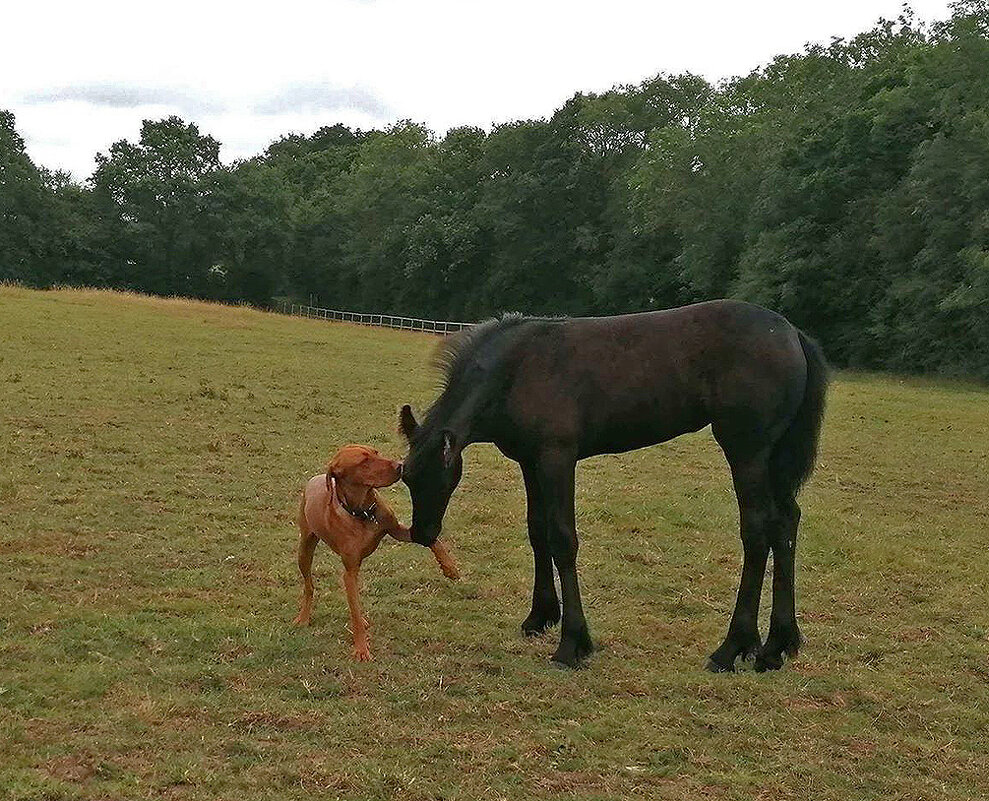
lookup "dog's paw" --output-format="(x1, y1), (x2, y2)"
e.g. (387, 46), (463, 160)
(441, 563), (461, 580)
(292, 614), (311, 627)
(352, 642), (373, 662)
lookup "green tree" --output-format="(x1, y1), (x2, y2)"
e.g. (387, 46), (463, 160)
(0, 111), (61, 285)
(400, 126), (486, 318)
(266, 124), (367, 306)
(332, 121), (439, 313)
(90, 116), (222, 296)
(210, 161), (294, 306)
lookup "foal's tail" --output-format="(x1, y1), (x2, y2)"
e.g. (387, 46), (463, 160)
(772, 330), (829, 501)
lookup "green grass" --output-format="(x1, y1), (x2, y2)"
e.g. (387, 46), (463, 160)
(1, 285), (987, 800)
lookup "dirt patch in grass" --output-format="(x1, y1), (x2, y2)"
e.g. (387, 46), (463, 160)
(42, 752), (98, 783)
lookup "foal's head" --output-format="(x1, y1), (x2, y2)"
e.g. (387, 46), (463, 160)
(398, 404), (463, 546)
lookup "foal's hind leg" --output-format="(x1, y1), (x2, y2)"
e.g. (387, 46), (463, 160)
(707, 452), (776, 673)
(756, 494), (802, 672)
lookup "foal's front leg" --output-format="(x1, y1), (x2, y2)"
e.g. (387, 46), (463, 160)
(537, 450), (593, 667)
(520, 462), (560, 636)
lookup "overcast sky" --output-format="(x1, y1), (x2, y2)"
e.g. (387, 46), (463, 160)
(2, 0), (954, 180)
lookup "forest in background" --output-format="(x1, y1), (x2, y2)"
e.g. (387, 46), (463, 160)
(2, 4), (987, 377)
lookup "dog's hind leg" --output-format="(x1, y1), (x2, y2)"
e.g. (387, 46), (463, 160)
(293, 496), (319, 625)
(293, 532), (318, 625)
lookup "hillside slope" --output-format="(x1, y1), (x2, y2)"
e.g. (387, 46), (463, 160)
(1, 286), (987, 800)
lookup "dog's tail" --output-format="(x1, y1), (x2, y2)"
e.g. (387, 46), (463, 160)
(296, 490), (308, 535)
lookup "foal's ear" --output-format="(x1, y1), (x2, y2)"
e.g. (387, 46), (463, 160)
(398, 404), (419, 441)
(441, 430), (459, 469)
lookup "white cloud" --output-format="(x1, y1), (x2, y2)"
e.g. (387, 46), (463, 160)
(1, 0), (954, 180)
(21, 84), (226, 115)
(253, 83), (391, 117)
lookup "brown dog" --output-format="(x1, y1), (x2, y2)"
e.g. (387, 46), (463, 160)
(293, 444), (459, 660)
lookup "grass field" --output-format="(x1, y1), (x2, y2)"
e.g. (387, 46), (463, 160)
(1, 285), (987, 800)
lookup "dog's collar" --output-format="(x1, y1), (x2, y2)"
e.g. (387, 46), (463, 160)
(331, 477), (378, 523)
(343, 500), (378, 523)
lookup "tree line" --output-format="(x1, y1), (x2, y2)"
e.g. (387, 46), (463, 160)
(2, 4), (987, 378)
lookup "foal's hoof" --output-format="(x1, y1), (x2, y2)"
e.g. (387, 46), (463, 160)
(755, 628), (802, 672)
(754, 652), (784, 672)
(704, 657), (736, 673)
(550, 631), (594, 669)
(521, 608), (560, 637)
(754, 642), (798, 672)
(706, 636), (760, 674)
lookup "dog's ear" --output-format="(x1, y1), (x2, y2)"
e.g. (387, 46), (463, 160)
(441, 430), (459, 469)
(327, 446), (370, 487)
(398, 404), (419, 441)
(325, 454), (340, 489)
(325, 450), (348, 483)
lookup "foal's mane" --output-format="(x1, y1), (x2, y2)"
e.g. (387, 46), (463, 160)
(431, 313), (531, 393)
(407, 313), (551, 463)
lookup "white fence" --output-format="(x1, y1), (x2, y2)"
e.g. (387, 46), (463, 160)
(288, 304), (474, 335)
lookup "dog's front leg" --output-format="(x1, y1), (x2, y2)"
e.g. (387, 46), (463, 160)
(385, 520), (459, 580)
(385, 524), (412, 542)
(342, 563), (371, 661)
(429, 542), (460, 580)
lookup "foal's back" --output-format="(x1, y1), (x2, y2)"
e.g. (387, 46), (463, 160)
(502, 300), (807, 458)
